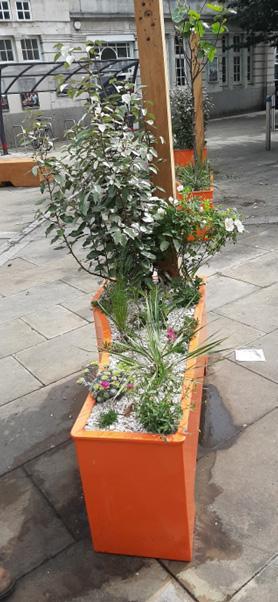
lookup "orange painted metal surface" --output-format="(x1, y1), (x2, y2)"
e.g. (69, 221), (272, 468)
(71, 284), (207, 561)
(0, 157), (40, 187)
(174, 147), (207, 167)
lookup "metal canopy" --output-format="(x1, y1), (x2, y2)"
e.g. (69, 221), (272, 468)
(0, 57), (139, 154)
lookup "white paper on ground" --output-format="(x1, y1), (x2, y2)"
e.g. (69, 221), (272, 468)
(235, 349), (266, 362)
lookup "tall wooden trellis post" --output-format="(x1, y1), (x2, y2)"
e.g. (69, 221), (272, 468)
(134, 0), (176, 199)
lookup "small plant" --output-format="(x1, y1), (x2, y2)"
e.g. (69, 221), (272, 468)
(137, 387), (183, 435)
(176, 162), (211, 192)
(168, 276), (202, 309)
(170, 88), (213, 151)
(78, 364), (133, 403)
(98, 409), (118, 429)
(94, 278), (129, 333)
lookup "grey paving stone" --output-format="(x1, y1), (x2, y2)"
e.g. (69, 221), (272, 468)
(231, 557), (278, 601)
(0, 318), (45, 358)
(147, 580), (194, 601)
(0, 256), (61, 295)
(222, 250), (278, 287)
(0, 281), (85, 325)
(16, 326), (97, 384)
(20, 236), (68, 265)
(202, 243), (267, 277)
(206, 275), (258, 312)
(8, 539), (172, 602)
(205, 359), (278, 427)
(22, 305), (87, 338)
(163, 410), (278, 602)
(0, 468), (73, 579)
(208, 315), (265, 356)
(231, 329), (278, 384)
(61, 296), (93, 322)
(242, 226), (278, 250)
(0, 356), (41, 406)
(0, 375), (87, 475)
(62, 271), (100, 294)
(25, 441), (88, 540)
(215, 282), (278, 333)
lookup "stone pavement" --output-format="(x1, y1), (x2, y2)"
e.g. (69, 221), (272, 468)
(0, 115), (278, 601)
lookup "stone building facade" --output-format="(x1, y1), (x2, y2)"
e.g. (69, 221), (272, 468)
(0, 0), (276, 145)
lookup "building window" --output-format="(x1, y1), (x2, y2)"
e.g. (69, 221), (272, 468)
(0, 39), (14, 62)
(0, 1), (10, 20)
(233, 35), (241, 83)
(222, 35), (227, 85)
(16, 1), (31, 20)
(100, 42), (131, 60)
(21, 38), (40, 61)
(275, 47), (278, 81)
(208, 57), (218, 83)
(247, 38), (253, 83)
(175, 35), (186, 86)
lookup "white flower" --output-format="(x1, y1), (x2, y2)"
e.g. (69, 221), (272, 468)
(199, 206), (204, 213)
(224, 217), (235, 232)
(234, 219), (245, 233)
(122, 93), (131, 106)
(157, 207), (166, 216)
(177, 184), (184, 192)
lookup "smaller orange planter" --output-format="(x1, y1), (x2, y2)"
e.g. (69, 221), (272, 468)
(0, 157), (40, 187)
(176, 176), (214, 241)
(174, 147), (207, 167)
(71, 284), (207, 561)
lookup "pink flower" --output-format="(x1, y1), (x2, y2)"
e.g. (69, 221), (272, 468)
(100, 380), (110, 389)
(166, 327), (177, 342)
(127, 383), (134, 390)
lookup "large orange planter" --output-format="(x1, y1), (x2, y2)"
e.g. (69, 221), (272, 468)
(174, 147), (207, 167)
(0, 157), (40, 187)
(71, 284), (207, 561)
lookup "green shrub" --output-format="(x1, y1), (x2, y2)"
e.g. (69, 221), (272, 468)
(137, 391), (183, 435)
(176, 162), (211, 191)
(170, 88), (213, 150)
(98, 409), (118, 428)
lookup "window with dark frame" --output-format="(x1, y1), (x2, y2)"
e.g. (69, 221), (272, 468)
(16, 0), (31, 20)
(0, 38), (14, 62)
(247, 37), (253, 83)
(233, 35), (241, 83)
(21, 38), (40, 61)
(222, 35), (227, 85)
(175, 35), (186, 86)
(0, 1), (10, 20)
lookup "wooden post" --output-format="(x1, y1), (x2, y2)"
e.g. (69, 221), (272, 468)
(191, 33), (205, 162)
(134, 0), (176, 198)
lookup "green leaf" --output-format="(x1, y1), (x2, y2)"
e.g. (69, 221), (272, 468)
(160, 240), (170, 252)
(206, 3), (224, 13)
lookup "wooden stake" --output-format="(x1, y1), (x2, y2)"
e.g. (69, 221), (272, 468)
(134, 0), (176, 198)
(191, 33), (205, 162)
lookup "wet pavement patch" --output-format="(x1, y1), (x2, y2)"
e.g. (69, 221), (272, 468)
(199, 384), (240, 452)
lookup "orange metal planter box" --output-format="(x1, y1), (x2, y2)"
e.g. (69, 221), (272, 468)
(174, 147), (207, 167)
(71, 284), (207, 561)
(0, 156), (40, 187)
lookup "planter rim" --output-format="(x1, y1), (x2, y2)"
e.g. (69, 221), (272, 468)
(71, 282), (206, 445)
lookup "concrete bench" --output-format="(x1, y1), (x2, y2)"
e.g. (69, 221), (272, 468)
(0, 156), (40, 187)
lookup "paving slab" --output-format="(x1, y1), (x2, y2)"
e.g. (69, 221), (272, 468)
(206, 275), (258, 312)
(231, 556), (278, 601)
(0, 355), (41, 405)
(222, 250), (278, 287)
(22, 305), (87, 338)
(8, 539), (175, 602)
(208, 315), (265, 356)
(0, 256), (61, 295)
(0, 281), (85, 324)
(214, 282), (278, 333)
(16, 326), (97, 384)
(0, 375), (86, 475)
(202, 243), (267, 278)
(62, 270), (100, 293)
(147, 580), (194, 601)
(61, 297), (93, 322)
(25, 441), (88, 540)
(241, 225), (278, 250)
(0, 468), (73, 579)
(0, 318), (45, 358)
(163, 411), (278, 601)
(205, 359), (278, 428)
(231, 329), (278, 384)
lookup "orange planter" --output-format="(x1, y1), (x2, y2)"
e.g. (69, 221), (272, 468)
(71, 284), (207, 561)
(174, 147), (207, 167)
(176, 176), (214, 241)
(0, 156), (40, 187)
